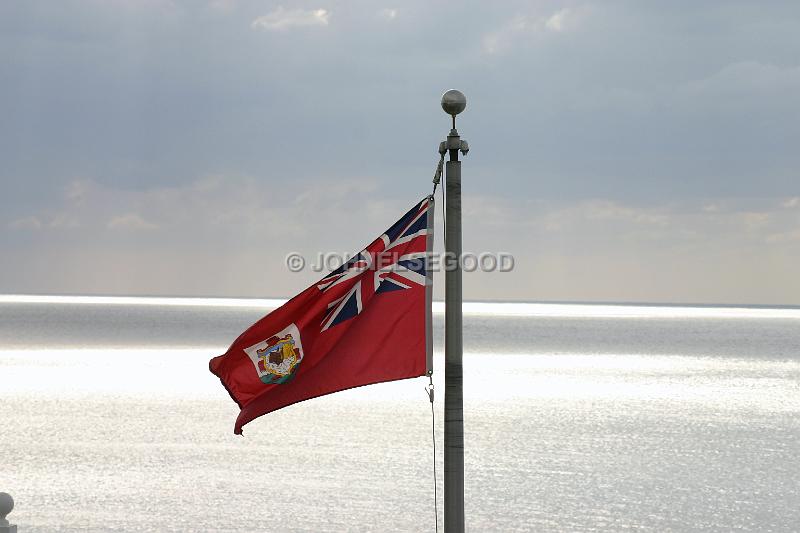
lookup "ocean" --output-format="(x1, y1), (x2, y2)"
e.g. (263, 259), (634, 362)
(1, 295), (799, 532)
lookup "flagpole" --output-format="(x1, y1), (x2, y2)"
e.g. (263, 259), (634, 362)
(441, 89), (468, 533)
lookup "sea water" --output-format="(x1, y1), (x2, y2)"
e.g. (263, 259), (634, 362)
(1, 296), (799, 532)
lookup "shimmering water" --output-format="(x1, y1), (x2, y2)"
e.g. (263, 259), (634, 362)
(1, 296), (799, 532)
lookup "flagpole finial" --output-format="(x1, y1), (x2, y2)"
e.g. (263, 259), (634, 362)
(441, 89), (466, 123)
(0, 492), (14, 528)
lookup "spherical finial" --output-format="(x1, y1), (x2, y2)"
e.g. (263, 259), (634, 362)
(0, 492), (13, 525)
(441, 89), (466, 117)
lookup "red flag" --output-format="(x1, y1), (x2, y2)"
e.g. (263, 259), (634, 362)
(210, 197), (434, 434)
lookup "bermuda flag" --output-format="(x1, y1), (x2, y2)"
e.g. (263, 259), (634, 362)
(210, 196), (434, 434)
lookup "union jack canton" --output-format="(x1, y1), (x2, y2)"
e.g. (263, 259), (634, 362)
(317, 196), (434, 331)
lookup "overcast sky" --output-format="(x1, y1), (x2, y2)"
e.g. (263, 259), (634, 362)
(2, 0), (799, 304)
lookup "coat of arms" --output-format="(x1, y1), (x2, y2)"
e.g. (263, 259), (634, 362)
(243, 323), (305, 384)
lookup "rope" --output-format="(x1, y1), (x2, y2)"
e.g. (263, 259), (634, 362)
(427, 143), (446, 532)
(440, 169), (446, 249)
(425, 374), (438, 533)
(431, 153), (444, 196)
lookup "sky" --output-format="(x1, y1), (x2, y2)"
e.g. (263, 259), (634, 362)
(1, 0), (799, 305)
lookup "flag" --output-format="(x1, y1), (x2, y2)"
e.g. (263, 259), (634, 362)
(210, 196), (434, 434)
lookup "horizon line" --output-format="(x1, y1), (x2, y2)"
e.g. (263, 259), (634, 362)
(2, 293), (800, 319)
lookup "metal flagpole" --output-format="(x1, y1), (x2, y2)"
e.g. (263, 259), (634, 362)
(441, 89), (468, 533)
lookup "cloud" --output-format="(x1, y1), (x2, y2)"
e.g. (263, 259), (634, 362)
(766, 228), (800, 244)
(457, 194), (800, 303)
(8, 216), (43, 230)
(4, 175), (395, 248)
(7, 214), (79, 230)
(107, 214), (158, 231)
(545, 8), (570, 32)
(685, 62), (800, 95)
(49, 213), (81, 229)
(580, 200), (670, 226)
(208, 0), (236, 12)
(6, 181), (800, 303)
(251, 7), (330, 31)
(504, 199), (670, 235)
(66, 179), (91, 205)
(483, 8), (577, 54)
(3, 1), (800, 304)
(379, 8), (397, 20)
(676, 62), (800, 114)
(782, 197), (800, 209)
(468, 194), (800, 252)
